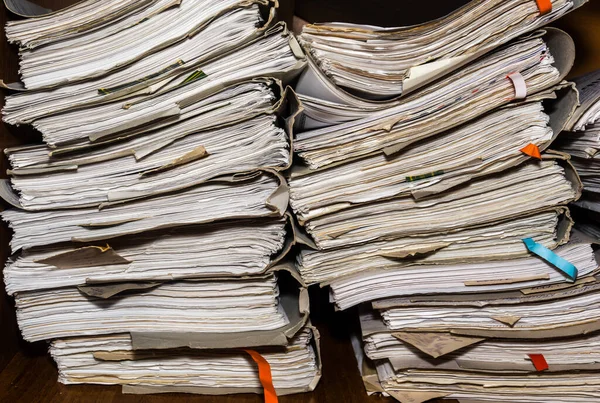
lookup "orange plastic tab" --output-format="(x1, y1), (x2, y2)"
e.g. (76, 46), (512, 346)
(535, 0), (552, 15)
(528, 353), (549, 371)
(244, 349), (278, 403)
(520, 143), (542, 159)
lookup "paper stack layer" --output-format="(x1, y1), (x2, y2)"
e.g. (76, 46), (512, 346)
(1, 0), (321, 398)
(289, 1), (597, 402)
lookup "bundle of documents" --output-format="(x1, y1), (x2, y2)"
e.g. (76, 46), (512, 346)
(9, 113), (290, 210)
(3, 217), (287, 294)
(50, 326), (321, 395)
(10, 0), (267, 89)
(329, 242), (598, 310)
(16, 273), (290, 342)
(298, 208), (573, 285)
(353, 271), (600, 402)
(294, 29), (573, 167)
(363, 317), (600, 366)
(3, 171), (286, 250)
(297, 0), (586, 100)
(295, 156), (580, 261)
(2, 20), (304, 137)
(290, 87), (577, 223)
(1, 0), (321, 398)
(286, 2), (597, 402)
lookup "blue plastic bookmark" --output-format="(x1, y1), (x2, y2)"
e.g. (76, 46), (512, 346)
(522, 238), (578, 282)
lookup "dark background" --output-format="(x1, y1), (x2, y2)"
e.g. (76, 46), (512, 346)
(1, 1), (599, 402)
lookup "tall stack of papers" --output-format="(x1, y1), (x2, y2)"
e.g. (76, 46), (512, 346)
(1, 0), (321, 398)
(554, 68), (600, 238)
(289, 1), (596, 402)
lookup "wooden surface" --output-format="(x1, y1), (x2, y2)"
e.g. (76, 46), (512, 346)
(1, 0), (600, 402)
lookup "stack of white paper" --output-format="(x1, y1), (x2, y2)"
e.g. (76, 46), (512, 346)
(374, 365), (600, 403)
(294, 34), (568, 167)
(16, 274), (289, 342)
(295, 158), (580, 287)
(298, 159), (577, 249)
(6, 0), (173, 50)
(291, 101), (556, 220)
(297, 0), (584, 100)
(381, 288), (600, 334)
(2, 23), (303, 135)
(50, 326), (321, 395)
(363, 318), (600, 368)
(1, 0), (320, 398)
(353, 297), (600, 403)
(8, 113), (289, 209)
(330, 242), (598, 310)
(288, 3), (594, 402)
(6, 79), (280, 166)
(12, 0), (260, 89)
(3, 172), (286, 250)
(3, 217), (288, 294)
(294, 26), (577, 133)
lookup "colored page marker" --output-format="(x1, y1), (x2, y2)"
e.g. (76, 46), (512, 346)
(522, 238), (578, 281)
(535, 0), (552, 15)
(528, 353), (549, 371)
(244, 349), (278, 403)
(520, 143), (542, 159)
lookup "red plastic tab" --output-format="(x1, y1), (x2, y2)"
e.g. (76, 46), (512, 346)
(528, 353), (549, 371)
(520, 143), (542, 160)
(244, 349), (278, 403)
(535, 0), (552, 15)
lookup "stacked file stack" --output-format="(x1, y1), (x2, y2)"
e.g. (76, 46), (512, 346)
(289, 1), (598, 402)
(554, 68), (600, 238)
(1, 0), (320, 398)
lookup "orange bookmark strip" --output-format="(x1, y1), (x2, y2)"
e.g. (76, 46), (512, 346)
(535, 0), (552, 15)
(520, 143), (542, 160)
(528, 353), (549, 371)
(244, 349), (278, 403)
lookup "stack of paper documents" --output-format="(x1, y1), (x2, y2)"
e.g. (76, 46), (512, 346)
(16, 273), (290, 342)
(295, 156), (581, 286)
(352, 269), (600, 402)
(294, 30), (574, 166)
(329, 241), (598, 310)
(50, 326), (321, 396)
(554, 69), (600, 238)
(1, 0), (320, 398)
(297, 0), (586, 100)
(287, 2), (596, 402)
(4, 217), (288, 293)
